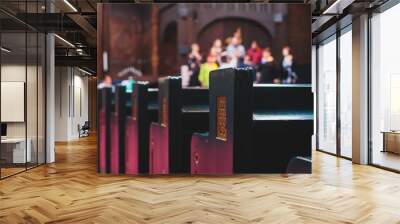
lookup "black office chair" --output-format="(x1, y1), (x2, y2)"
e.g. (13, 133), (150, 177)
(79, 121), (90, 138)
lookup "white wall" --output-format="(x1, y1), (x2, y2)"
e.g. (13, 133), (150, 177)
(55, 67), (89, 141)
(55, 66), (69, 141)
(71, 72), (89, 138)
(1, 65), (42, 138)
(1, 65), (26, 139)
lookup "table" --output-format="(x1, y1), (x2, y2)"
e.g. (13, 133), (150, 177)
(382, 131), (400, 154)
(1, 138), (32, 164)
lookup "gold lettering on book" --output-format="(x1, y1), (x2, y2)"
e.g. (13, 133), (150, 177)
(161, 97), (168, 127)
(216, 96), (227, 141)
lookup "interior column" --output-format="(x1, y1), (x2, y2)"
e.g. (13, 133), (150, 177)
(352, 14), (369, 164)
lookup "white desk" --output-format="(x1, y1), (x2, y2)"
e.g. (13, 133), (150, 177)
(1, 138), (31, 163)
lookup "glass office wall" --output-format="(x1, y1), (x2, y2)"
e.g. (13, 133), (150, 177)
(27, 30), (38, 169)
(0, 30), (28, 177)
(33, 0), (46, 165)
(339, 28), (352, 158)
(370, 3), (400, 171)
(316, 25), (353, 159)
(0, 0), (27, 177)
(317, 35), (337, 154)
(0, 2), (46, 179)
(38, 32), (45, 165)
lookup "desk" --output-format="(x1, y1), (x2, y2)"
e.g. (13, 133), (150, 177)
(1, 138), (31, 164)
(382, 131), (400, 154)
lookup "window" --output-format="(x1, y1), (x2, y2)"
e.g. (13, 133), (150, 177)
(339, 28), (352, 158)
(316, 25), (353, 158)
(370, 3), (400, 171)
(317, 36), (337, 154)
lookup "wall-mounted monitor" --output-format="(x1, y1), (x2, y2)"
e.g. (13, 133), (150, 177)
(1, 82), (25, 122)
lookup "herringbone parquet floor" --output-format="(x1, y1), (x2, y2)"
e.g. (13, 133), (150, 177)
(0, 135), (400, 224)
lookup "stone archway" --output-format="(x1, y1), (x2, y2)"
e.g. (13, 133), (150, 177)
(158, 21), (178, 76)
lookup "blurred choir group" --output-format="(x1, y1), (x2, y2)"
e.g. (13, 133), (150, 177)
(181, 28), (298, 88)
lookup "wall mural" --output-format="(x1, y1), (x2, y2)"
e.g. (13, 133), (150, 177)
(97, 3), (312, 175)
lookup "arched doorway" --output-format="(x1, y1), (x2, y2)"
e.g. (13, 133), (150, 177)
(159, 21), (178, 76)
(197, 18), (272, 56)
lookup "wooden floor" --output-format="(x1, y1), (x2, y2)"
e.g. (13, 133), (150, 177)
(1, 167), (26, 178)
(372, 150), (400, 171)
(0, 135), (400, 223)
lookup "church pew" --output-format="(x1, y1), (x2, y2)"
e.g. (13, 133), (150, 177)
(251, 84), (313, 173)
(125, 82), (159, 174)
(110, 85), (129, 174)
(99, 83), (158, 175)
(190, 68), (313, 174)
(149, 77), (209, 174)
(98, 86), (113, 174)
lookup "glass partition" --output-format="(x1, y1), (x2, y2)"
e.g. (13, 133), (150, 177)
(339, 28), (352, 158)
(38, 32), (45, 165)
(27, 30), (38, 169)
(1, 30), (28, 177)
(370, 3), (400, 171)
(317, 35), (337, 154)
(0, 1), (46, 179)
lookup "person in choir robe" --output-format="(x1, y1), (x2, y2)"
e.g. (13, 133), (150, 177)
(121, 76), (135, 93)
(258, 48), (278, 84)
(211, 39), (223, 64)
(219, 52), (236, 69)
(239, 55), (257, 82)
(181, 65), (192, 88)
(280, 46), (298, 84)
(225, 37), (232, 49)
(226, 36), (245, 67)
(233, 27), (242, 40)
(198, 54), (218, 88)
(187, 43), (202, 86)
(247, 41), (263, 66)
(98, 75), (113, 89)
